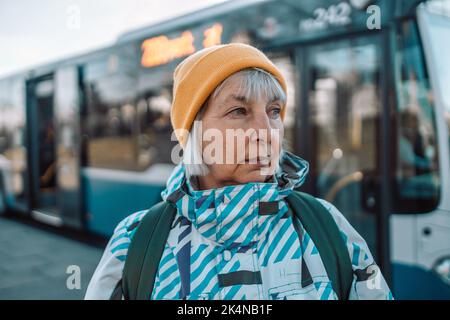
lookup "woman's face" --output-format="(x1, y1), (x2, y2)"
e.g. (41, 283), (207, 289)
(198, 74), (284, 189)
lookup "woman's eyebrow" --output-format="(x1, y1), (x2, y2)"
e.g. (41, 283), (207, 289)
(221, 94), (281, 107)
(226, 94), (249, 104)
(266, 96), (282, 106)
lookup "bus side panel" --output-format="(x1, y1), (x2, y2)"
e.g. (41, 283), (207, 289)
(393, 262), (450, 299)
(81, 168), (166, 237)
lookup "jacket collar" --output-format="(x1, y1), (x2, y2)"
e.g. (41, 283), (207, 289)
(161, 151), (309, 246)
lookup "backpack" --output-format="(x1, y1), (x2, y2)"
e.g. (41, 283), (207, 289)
(110, 191), (353, 300)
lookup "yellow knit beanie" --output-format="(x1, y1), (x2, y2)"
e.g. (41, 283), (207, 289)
(171, 43), (287, 147)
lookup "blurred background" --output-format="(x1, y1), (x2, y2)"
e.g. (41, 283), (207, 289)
(0, 0), (449, 300)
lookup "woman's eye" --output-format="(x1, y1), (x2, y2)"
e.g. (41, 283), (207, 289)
(229, 107), (247, 116)
(269, 106), (281, 118)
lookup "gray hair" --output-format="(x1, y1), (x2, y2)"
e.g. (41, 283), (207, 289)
(183, 67), (286, 180)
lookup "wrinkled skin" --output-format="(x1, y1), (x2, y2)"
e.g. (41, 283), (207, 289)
(198, 74), (284, 190)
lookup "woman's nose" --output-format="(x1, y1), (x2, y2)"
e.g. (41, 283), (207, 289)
(248, 112), (272, 143)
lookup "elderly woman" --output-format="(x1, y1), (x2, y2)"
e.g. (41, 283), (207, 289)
(86, 43), (392, 300)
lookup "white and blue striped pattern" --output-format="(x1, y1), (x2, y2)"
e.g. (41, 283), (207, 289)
(104, 151), (393, 300)
(109, 209), (148, 261)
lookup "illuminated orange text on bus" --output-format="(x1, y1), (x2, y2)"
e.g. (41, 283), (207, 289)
(141, 23), (223, 67)
(141, 31), (195, 67)
(203, 23), (223, 48)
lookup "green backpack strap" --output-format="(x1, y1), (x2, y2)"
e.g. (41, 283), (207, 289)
(286, 191), (353, 300)
(121, 200), (177, 300)
(119, 192), (352, 300)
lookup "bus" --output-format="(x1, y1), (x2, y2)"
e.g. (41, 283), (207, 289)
(0, 0), (449, 299)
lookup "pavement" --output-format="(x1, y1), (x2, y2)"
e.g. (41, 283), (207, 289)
(0, 215), (105, 300)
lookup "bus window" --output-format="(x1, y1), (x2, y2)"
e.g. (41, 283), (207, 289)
(393, 20), (440, 213)
(0, 77), (27, 206)
(305, 35), (382, 255)
(419, 5), (450, 188)
(266, 53), (297, 153)
(136, 87), (175, 168)
(84, 47), (140, 171)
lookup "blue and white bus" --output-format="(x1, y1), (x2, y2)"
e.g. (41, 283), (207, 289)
(0, 0), (449, 299)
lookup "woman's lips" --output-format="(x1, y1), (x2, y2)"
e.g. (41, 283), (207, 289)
(245, 156), (271, 165)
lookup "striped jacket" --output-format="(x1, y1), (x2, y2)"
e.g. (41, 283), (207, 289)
(85, 151), (393, 300)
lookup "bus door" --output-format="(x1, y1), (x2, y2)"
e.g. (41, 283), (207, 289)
(296, 34), (391, 278)
(53, 66), (84, 229)
(26, 67), (84, 229)
(26, 74), (60, 225)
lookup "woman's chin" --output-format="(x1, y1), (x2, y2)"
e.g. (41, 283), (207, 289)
(236, 167), (273, 184)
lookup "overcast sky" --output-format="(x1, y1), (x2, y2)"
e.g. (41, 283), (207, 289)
(0, 0), (228, 77)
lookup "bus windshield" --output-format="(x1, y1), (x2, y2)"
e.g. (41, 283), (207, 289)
(419, 5), (450, 151)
